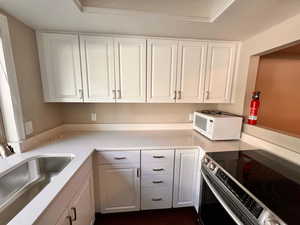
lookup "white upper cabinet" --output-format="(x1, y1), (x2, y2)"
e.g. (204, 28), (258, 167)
(114, 38), (146, 103)
(204, 42), (237, 103)
(37, 32), (239, 104)
(176, 41), (207, 103)
(147, 39), (178, 103)
(80, 35), (116, 102)
(37, 32), (83, 102)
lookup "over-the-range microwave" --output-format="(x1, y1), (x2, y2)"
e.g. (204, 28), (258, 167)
(193, 112), (243, 140)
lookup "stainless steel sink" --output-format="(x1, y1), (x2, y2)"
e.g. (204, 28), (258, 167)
(0, 156), (73, 225)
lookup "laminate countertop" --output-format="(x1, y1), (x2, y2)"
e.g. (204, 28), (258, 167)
(1, 129), (256, 225)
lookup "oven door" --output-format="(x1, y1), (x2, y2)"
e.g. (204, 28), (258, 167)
(198, 172), (237, 225)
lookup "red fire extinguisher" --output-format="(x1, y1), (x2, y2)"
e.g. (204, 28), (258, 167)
(248, 91), (261, 125)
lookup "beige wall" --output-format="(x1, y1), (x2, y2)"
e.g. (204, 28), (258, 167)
(2, 11), (63, 137)
(217, 12), (300, 153)
(218, 12), (300, 116)
(62, 103), (216, 124)
(255, 53), (300, 136)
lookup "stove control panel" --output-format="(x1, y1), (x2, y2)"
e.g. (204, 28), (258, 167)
(216, 169), (264, 218)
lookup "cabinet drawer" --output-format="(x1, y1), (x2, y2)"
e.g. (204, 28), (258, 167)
(141, 175), (173, 187)
(142, 163), (173, 176)
(95, 151), (140, 165)
(141, 150), (174, 164)
(141, 187), (172, 210)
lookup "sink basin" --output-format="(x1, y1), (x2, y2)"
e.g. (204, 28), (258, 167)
(0, 156), (73, 225)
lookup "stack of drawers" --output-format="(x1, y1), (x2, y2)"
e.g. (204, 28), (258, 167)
(141, 150), (174, 210)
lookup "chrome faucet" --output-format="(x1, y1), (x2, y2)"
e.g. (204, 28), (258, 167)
(0, 144), (14, 158)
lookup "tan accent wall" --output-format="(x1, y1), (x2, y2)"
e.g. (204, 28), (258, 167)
(255, 53), (300, 136)
(1, 11), (63, 137)
(62, 103), (216, 124)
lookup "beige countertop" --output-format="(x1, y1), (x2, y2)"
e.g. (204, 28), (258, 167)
(1, 129), (256, 225)
(34, 129), (257, 152)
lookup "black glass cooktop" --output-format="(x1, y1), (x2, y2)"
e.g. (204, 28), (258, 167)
(207, 150), (300, 225)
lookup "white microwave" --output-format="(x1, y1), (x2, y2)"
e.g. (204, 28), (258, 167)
(193, 112), (243, 140)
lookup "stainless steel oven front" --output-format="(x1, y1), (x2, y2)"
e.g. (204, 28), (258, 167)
(198, 169), (237, 225)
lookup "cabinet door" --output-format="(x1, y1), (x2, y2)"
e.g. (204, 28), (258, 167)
(55, 209), (71, 225)
(173, 149), (198, 208)
(80, 35), (116, 102)
(176, 41), (207, 103)
(99, 164), (140, 213)
(37, 32), (83, 102)
(204, 42), (237, 103)
(114, 38), (146, 103)
(147, 39), (178, 103)
(70, 175), (95, 225)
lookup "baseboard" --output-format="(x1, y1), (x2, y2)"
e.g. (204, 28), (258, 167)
(61, 123), (193, 131)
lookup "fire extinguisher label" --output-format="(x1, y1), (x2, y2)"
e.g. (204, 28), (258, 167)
(248, 115), (257, 120)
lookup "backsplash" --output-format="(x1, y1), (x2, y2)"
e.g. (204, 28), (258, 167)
(62, 103), (216, 124)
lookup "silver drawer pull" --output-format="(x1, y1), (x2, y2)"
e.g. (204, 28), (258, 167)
(152, 198), (163, 201)
(153, 155), (165, 159)
(114, 157), (127, 160)
(152, 180), (163, 184)
(153, 168), (164, 171)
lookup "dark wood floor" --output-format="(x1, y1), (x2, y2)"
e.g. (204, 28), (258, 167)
(94, 207), (199, 225)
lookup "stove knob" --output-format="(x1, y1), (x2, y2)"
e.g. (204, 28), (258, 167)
(209, 163), (216, 171)
(264, 217), (281, 225)
(203, 157), (210, 165)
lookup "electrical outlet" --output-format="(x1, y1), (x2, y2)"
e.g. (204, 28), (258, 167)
(91, 112), (97, 121)
(24, 121), (33, 135)
(189, 113), (194, 121)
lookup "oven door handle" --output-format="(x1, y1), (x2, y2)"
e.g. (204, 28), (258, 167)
(201, 171), (243, 225)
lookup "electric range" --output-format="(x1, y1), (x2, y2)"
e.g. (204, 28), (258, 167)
(199, 149), (300, 225)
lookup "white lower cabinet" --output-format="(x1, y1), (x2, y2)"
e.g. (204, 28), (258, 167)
(173, 149), (199, 208)
(95, 149), (201, 213)
(96, 151), (141, 213)
(99, 165), (140, 213)
(141, 150), (174, 210)
(55, 175), (95, 225)
(70, 176), (95, 225)
(55, 209), (71, 225)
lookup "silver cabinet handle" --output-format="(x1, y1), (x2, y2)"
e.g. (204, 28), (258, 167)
(137, 168), (141, 178)
(67, 216), (73, 225)
(153, 155), (165, 159)
(173, 90), (177, 100)
(152, 180), (163, 184)
(117, 90), (121, 99)
(153, 168), (164, 171)
(112, 90), (116, 99)
(78, 89), (83, 99)
(114, 157), (127, 160)
(71, 207), (77, 221)
(205, 90), (209, 100)
(152, 198), (162, 201)
(178, 90), (182, 99)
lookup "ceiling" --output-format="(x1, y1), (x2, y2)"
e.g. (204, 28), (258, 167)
(79, 0), (235, 22)
(1, 0), (300, 40)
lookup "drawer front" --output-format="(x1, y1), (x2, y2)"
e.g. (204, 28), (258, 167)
(141, 187), (172, 210)
(141, 150), (174, 165)
(142, 163), (173, 176)
(141, 175), (173, 187)
(95, 151), (140, 164)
